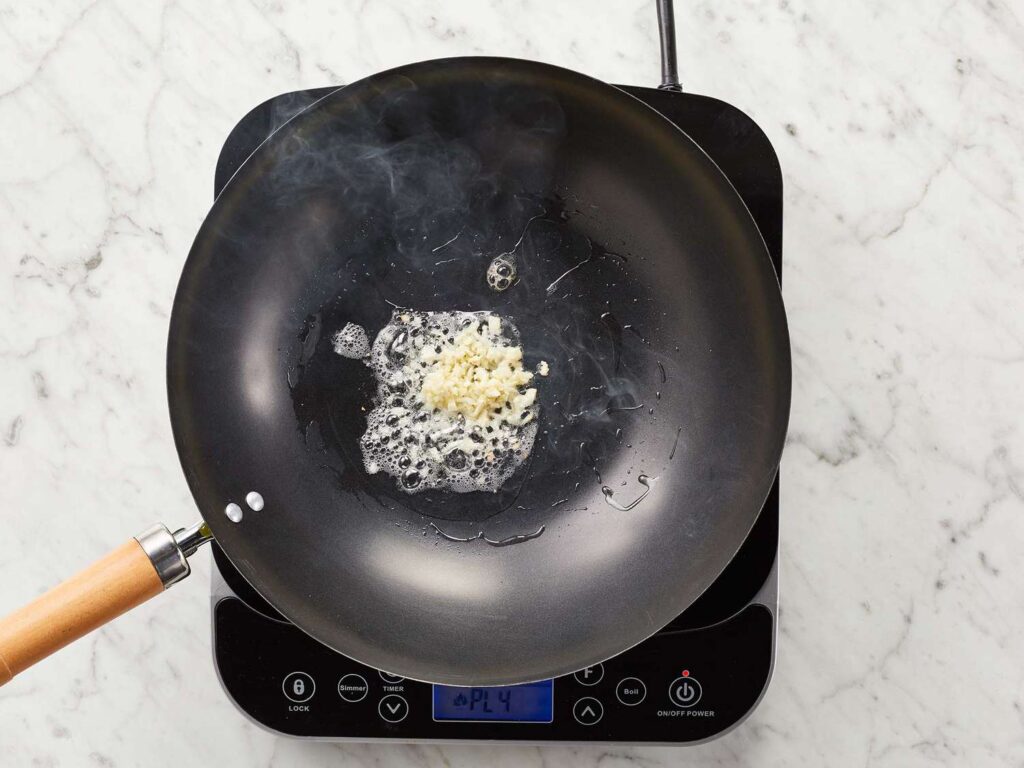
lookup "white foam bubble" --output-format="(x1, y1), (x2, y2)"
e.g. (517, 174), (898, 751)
(359, 310), (539, 494)
(332, 322), (370, 359)
(486, 255), (517, 292)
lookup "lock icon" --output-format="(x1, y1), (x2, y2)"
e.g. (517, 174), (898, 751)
(283, 671), (316, 703)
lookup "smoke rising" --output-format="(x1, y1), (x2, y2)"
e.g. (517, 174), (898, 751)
(249, 64), (666, 526)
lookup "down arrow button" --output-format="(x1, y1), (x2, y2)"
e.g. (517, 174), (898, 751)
(378, 694), (409, 723)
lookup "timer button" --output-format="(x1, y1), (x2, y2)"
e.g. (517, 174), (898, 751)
(572, 696), (604, 726)
(615, 677), (646, 706)
(379, 671), (405, 684)
(337, 673), (368, 703)
(668, 675), (702, 708)
(573, 664), (604, 686)
(378, 694), (409, 723)
(282, 671), (315, 703)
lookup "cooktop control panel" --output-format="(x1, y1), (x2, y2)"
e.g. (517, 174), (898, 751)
(214, 597), (772, 742)
(211, 83), (782, 744)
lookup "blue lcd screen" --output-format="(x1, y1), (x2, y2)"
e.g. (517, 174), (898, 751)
(432, 680), (554, 722)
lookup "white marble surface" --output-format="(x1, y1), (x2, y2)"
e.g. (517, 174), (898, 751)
(1, 0), (1022, 765)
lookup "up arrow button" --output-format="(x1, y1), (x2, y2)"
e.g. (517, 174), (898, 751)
(572, 697), (604, 725)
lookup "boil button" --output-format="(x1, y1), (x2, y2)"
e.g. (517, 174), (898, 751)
(668, 675), (702, 708)
(615, 677), (646, 706)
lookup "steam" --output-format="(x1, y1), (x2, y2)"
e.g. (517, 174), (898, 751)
(277, 67), (665, 523)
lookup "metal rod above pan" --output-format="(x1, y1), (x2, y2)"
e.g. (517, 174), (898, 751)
(657, 0), (683, 92)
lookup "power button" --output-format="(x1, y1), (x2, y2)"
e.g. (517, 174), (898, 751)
(668, 675), (702, 708)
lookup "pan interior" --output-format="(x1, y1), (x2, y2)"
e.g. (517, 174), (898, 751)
(168, 57), (790, 685)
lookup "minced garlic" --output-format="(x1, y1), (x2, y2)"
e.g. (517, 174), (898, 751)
(417, 322), (536, 426)
(358, 310), (541, 494)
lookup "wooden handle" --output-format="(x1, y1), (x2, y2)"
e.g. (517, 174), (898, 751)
(0, 540), (164, 684)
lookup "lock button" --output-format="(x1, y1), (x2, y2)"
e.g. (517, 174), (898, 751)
(282, 671), (316, 703)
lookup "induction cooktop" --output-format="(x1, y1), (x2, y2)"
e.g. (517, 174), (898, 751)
(209, 82), (782, 745)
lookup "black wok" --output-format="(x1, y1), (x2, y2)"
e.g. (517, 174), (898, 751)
(167, 54), (790, 684)
(0, 25), (789, 688)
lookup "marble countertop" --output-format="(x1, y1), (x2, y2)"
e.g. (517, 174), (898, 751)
(1, 0), (1022, 765)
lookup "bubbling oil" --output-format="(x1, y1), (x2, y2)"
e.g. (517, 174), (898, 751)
(332, 322), (370, 358)
(356, 309), (539, 494)
(486, 255), (517, 291)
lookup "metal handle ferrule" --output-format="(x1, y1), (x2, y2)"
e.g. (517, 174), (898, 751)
(134, 524), (192, 588)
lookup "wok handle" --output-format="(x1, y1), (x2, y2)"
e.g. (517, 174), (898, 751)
(0, 522), (210, 685)
(656, 0), (683, 91)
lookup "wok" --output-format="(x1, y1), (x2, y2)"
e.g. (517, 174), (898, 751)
(0, 2), (789, 687)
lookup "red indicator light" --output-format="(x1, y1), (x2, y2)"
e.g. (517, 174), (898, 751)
(682, 669), (690, 677)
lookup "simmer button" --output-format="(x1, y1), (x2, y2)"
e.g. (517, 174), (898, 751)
(337, 673), (368, 703)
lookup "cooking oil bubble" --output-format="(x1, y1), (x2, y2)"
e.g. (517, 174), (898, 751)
(486, 256), (517, 292)
(359, 310), (539, 493)
(332, 323), (369, 359)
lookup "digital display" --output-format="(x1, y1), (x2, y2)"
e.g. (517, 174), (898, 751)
(432, 680), (554, 722)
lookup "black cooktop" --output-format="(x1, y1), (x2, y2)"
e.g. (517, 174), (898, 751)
(209, 82), (782, 745)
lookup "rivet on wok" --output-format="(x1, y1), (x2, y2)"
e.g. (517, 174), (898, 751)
(224, 503), (243, 523)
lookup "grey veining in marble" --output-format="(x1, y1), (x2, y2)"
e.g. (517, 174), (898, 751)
(1, 0), (1023, 765)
